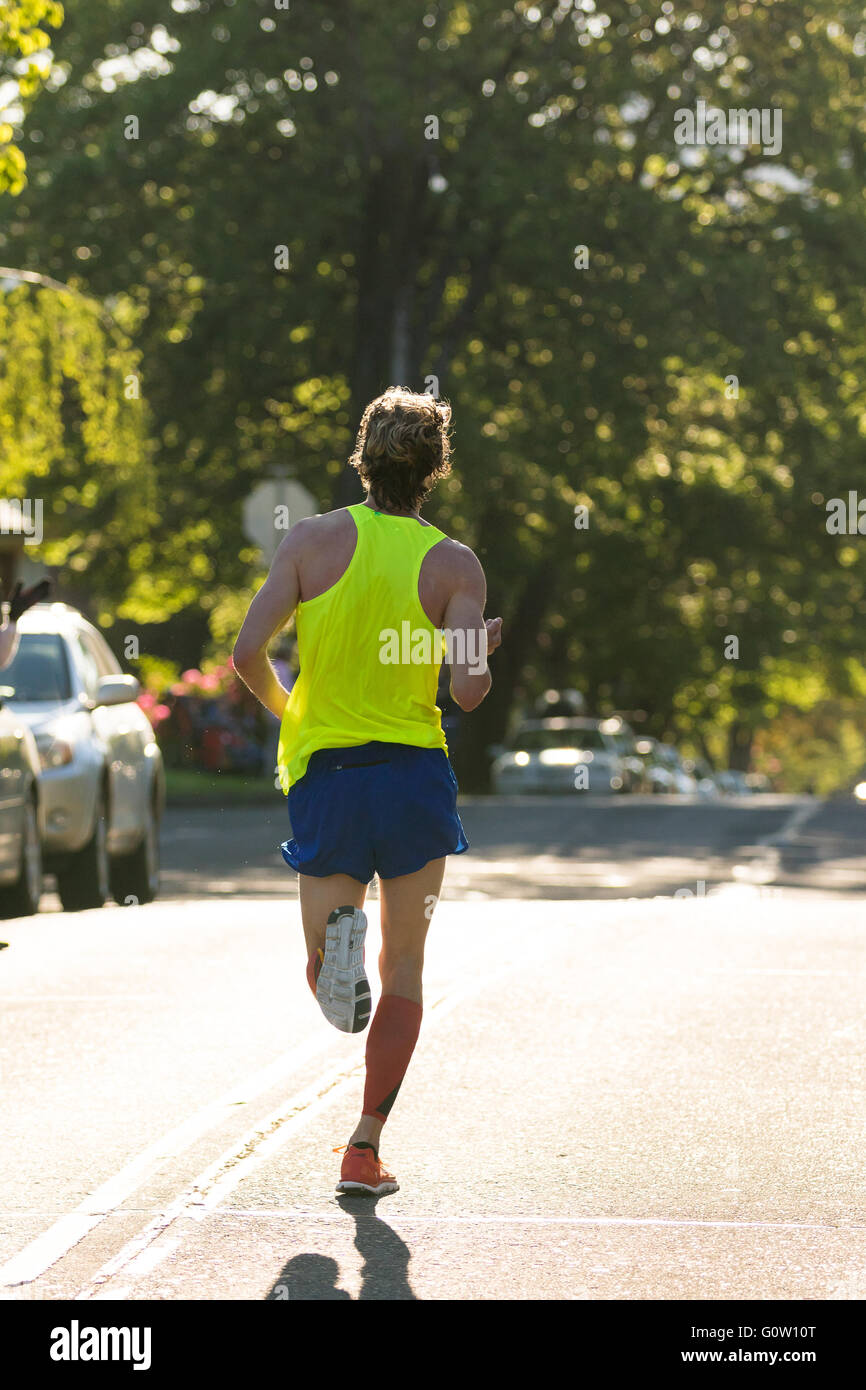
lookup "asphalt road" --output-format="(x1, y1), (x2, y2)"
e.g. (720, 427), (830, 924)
(152, 792), (865, 901)
(1, 796), (864, 1301)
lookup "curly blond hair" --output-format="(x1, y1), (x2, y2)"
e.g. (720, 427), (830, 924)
(349, 386), (452, 512)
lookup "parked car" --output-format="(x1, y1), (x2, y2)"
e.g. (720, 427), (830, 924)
(0, 685), (43, 917)
(715, 770), (754, 797)
(1, 604), (165, 910)
(635, 738), (700, 795)
(602, 718), (651, 793)
(490, 718), (627, 795)
(682, 755), (722, 798)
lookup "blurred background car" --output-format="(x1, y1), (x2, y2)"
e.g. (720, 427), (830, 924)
(681, 755), (723, 798)
(490, 717), (627, 795)
(714, 770), (755, 797)
(0, 684), (43, 918)
(601, 717), (651, 793)
(635, 738), (700, 795)
(1, 603), (165, 910)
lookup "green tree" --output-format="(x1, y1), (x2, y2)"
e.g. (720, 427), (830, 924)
(0, 271), (157, 619)
(0, 0), (63, 192)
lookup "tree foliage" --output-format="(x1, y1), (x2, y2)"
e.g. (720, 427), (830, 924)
(0, 0), (63, 192)
(0, 275), (157, 621)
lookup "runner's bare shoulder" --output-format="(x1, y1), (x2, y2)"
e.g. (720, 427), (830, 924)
(431, 536), (484, 583)
(278, 507), (354, 555)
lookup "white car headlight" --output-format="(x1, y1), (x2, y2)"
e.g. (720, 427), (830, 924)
(538, 747), (590, 766)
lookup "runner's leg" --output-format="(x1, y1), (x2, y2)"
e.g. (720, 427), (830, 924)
(348, 856), (446, 1150)
(298, 872), (368, 995)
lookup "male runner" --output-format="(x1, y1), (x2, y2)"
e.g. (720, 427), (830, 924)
(233, 387), (501, 1195)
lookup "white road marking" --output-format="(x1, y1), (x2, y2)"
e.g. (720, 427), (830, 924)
(122, 1237), (183, 1278)
(211, 1211), (866, 1232)
(0, 1028), (349, 1288)
(756, 799), (820, 846)
(71, 977), (504, 1299)
(74, 1064), (367, 1297)
(729, 799), (820, 884)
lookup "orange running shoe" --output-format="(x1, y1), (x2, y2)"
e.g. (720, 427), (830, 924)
(336, 1144), (399, 1196)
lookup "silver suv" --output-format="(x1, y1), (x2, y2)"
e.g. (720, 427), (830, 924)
(2, 603), (164, 910)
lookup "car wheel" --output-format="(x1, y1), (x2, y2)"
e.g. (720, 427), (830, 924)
(110, 799), (160, 906)
(56, 792), (109, 912)
(0, 794), (43, 919)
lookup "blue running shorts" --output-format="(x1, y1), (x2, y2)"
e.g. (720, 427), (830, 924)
(280, 741), (469, 882)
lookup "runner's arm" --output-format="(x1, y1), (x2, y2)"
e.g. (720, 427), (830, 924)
(442, 547), (500, 712)
(232, 530), (304, 719)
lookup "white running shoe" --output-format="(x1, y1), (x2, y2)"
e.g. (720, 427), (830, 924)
(316, 905), (372, 1033)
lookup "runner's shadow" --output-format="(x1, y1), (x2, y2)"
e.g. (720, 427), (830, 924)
(266, 1253), (350, 1301)
(266, 1196), (416, 1301)
(337, 1194), (417, 1301)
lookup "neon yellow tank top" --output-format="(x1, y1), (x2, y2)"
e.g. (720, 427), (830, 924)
(276, 503), (449, 792)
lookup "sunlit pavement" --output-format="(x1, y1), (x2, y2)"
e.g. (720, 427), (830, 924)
(1, 797), (864, 1300)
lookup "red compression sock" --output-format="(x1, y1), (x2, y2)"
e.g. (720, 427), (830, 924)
(362, 994), (423, 1123)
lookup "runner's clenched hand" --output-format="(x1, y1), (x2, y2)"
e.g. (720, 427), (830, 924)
(485, 617), (503, 653)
